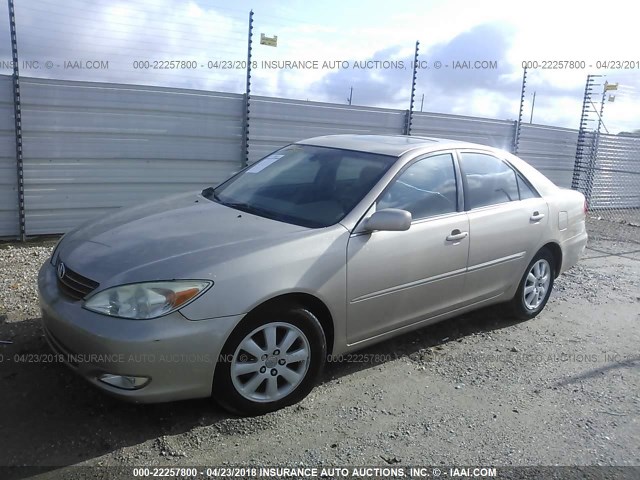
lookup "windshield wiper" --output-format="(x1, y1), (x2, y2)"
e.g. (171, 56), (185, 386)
(202, 189), (273, 218)
(202, 187), (224, 203)
(222, 201), (274, 218)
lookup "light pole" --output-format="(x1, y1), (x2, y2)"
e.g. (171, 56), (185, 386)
(529, 91), (536, 123)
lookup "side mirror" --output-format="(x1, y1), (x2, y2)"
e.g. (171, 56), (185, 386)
(364, 208), (412, 232)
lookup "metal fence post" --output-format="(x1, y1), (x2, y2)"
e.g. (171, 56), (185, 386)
(8, 0), (25, 241)
(584, 81), (608, 205)
(405, 41), (419, 136)
(572, 75), (597, 193)
(513, 67), (527, 154)
(240, 10), (253, 168)
(403, 110), (411, 135)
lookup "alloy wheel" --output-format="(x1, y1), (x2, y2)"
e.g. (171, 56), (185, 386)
(230, 322), (311, 402)
(523, 258), (551, 310)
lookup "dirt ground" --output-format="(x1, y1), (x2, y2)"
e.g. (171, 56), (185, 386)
(0, 221), (639, 479)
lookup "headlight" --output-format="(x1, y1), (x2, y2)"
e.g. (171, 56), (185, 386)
(83, 280), (212, 319)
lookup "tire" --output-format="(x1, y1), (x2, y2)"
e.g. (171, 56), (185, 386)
(509, 248), (555, 320)
(213, 304), (326, 416)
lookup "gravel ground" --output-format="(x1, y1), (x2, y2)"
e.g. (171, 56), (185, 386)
(0, 226), (639, 480)
(586, 210), (640, 245)
(0, 239), (57, 322)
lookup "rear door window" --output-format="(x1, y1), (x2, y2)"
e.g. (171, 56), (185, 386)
(459, 152), (519, 209)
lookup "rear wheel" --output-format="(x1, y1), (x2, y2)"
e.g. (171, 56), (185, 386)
(509, 248), (555, 320)
(213, 305), (326, 416)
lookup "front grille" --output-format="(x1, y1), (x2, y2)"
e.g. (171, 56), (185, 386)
(56, 260), (99, 300)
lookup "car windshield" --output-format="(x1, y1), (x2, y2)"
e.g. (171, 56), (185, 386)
(206, 144), (397, 228)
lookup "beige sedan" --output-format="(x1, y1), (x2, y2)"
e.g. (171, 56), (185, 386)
(39, 135), (587, 415)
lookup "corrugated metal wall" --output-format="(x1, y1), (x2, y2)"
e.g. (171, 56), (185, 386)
(1, 75), (638, 237)
(516, 124), (579, 188)
(248, 96), (405, 164)
(411, 112), (515, 152)
(590, 134), (640, 209)
(19, 78), (244, 235)
(0, 76), (17, 237)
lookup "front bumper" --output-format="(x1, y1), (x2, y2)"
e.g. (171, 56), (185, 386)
(38, 261), (244, 403)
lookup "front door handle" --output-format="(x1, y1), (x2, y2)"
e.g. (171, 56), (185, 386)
(530, 211), (545, 222)
(446, 229), (468, 242)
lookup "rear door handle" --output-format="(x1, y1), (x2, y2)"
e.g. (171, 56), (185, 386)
(530, 211), (545, 222)
(446, 229), (468, 242)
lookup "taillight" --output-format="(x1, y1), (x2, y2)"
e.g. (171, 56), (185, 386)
(583, 199), (588, 214)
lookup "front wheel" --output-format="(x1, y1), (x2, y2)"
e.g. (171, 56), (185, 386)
(509, 248), (555, 320)
(213, 305), (326, 416)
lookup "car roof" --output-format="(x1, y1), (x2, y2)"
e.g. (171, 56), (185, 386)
(295, 134), (496, 157)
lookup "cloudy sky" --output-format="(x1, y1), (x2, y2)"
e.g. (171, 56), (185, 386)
(1, 0), (638, 133)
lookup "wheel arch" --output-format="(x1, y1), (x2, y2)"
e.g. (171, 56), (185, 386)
(540, 242), (562, 277)
(236, 292), (335, 356)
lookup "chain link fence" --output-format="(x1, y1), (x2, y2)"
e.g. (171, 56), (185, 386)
(585, 133), (640, 245)
(571, 74), (640, 246)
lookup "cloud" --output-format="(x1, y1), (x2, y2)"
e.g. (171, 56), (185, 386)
(301, 24), (525, 118)
(0, 0), (248, 92)
(422, 24), (516, 91)
(296, 46), (413, 107)
(0, 1), (638, 133)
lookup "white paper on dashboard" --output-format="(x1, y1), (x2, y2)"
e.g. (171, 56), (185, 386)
(247, 154), (284, 173)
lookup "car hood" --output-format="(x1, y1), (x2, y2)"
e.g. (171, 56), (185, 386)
(57, 192), (311, 284)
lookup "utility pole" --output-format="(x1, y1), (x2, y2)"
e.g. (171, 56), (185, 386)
(529, 91), (536, 123)
(347, 86), (353, 105)
(420, 93), (424, 112)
